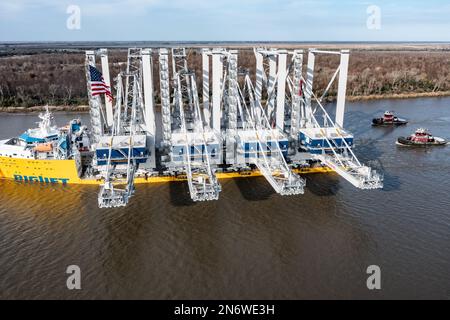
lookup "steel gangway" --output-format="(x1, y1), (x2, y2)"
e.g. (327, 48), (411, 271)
(172, 48), (221, 201)
(238, 74), (306, 195)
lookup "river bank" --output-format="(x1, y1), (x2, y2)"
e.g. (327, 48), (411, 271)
(346, 91), (450, 102)
(0, 105), (90, 113)
(2, 91), (450, 113)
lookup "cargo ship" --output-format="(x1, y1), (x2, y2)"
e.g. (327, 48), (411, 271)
(0, 47), (383, 208)
(0, 108), (333, 186)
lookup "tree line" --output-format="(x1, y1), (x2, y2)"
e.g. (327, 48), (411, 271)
(0, 49), (449, 108)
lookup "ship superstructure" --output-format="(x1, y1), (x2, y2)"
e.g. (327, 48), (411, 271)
(0, 47), (383, 208)
(0, 107), (90, 182)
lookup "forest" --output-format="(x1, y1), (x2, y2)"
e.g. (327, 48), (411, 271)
(1, 46), (449, 109)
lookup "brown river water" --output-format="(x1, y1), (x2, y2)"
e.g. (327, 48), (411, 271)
(0, 97), (450, 299)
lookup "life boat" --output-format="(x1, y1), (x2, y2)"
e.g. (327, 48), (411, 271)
(33, 142), (53, 152)
(372, 111), (408, 126)
(397, 128), (447, 146)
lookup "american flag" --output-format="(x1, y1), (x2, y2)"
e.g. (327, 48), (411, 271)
(89, 65), (113, 102)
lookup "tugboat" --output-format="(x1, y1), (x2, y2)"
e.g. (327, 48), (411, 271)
(372, 111), (408, 126)
(397, 128), (447, 146)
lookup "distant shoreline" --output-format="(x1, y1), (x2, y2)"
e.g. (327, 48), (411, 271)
(1, 91), (450, 113)
(0, 105), (90, 114)
(346, 91), (450, 102)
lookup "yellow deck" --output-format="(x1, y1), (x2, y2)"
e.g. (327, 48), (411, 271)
(0, 156), (333, 185)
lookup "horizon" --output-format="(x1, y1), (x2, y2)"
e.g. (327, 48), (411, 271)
(0, 40), (450, 46)
(3, 40), (450, 43)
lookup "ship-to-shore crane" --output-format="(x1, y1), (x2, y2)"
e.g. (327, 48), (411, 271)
(86, 49), (155, 208)
(169, 48), (222, 201)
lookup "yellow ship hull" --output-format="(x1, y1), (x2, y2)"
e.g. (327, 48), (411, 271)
(0, 156), (333, 185)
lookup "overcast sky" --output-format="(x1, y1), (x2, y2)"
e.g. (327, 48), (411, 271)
(0, 0), (449, 42)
